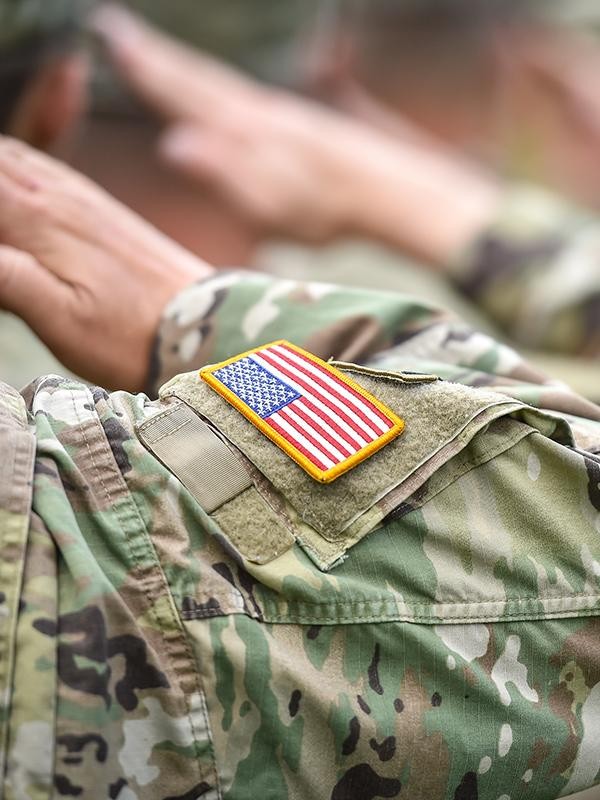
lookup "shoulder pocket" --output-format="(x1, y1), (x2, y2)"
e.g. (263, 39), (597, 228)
(158, 366), (570, 572)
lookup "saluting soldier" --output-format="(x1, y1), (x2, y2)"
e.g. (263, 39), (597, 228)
(1, 3), (600, 800)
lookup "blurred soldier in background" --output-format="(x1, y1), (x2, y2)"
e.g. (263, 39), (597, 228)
(111, 0), (317, 86)
(87, 6), (600, 367)
(0, 0), (92, 147)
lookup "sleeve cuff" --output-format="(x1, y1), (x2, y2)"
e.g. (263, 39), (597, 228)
(146, 270), (252, 396)
(446, 184), (575, 295)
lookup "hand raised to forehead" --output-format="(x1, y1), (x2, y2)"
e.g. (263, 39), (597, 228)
(90, 3), (403, 243)
(91, 5), (499, 261)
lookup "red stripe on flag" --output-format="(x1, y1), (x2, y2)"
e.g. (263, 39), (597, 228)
(300, 397), (360, 454)
(266, 417), (329, 471)
(265, 349), (381, 437)
(278, 408), (342, 465)
(279, 344), (394, 429)
(257, 351), (371, 446)
(291, 401), (354, 458)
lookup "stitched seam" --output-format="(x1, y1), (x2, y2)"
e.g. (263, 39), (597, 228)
(180, 592), (600, 618)
(0, 424), (34, 785)
(182, 607), (600, 624)
(75, 390), (222, 798)
(139, 407), (182, 432)
(257, 593), (600, 607)
(0, 425), (17, 776)
(123, 497), (223, 800)
(138, 405), (191, 442)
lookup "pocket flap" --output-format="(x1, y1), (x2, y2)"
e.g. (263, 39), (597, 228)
(160, 366), (563, 569)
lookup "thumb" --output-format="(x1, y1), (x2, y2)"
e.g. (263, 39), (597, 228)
(158, 125), (284, 232)
(0, 245), (66, 333)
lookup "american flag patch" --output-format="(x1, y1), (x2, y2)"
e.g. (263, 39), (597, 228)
(200, 341), (404, 482)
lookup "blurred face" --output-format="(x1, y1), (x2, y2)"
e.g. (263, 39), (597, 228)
(3, 45), (89, 150)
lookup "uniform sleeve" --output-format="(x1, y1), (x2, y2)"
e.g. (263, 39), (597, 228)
(146, 269), (539, 391)
(147, 268), (600, 424)
(448, 185), (600, 357)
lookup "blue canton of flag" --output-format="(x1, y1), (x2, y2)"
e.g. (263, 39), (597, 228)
(213, 357), (300, 418)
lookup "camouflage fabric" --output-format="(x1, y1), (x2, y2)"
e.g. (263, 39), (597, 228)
(118, 0), (319, 84)
(0, 0), (93, 48)
(90, 0), (320, 119)
(449, 185), (600, 359)
(3, 271), (600, 799)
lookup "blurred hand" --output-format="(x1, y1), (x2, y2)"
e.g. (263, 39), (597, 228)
(92, 4), (499, 264)
(91, 4), (410, 242)
(0, 137), (212, 391)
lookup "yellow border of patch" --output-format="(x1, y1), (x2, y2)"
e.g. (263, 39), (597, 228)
(199, 340), (405, 483)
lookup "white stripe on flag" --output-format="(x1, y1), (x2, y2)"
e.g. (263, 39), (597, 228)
(271, 344), (389, 434)
(270, 412), (336, 469)
(249, 353), (369, 448)
(294, 399), (357, 457)
(284, 405), (346, 462)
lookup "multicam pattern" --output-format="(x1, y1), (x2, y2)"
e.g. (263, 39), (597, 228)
(0, 0), (93, 47)
(3, 272), (600, 799)
(450, 184), (600, 357)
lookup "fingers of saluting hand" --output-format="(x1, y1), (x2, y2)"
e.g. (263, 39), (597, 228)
(0, 138), (61, 246)
(0, 135), (86, 192)
(0, 138), (45, 195)
(89, 3), (260, 123)
(158, 126), (227, 179)
(0, 165), (33, 246)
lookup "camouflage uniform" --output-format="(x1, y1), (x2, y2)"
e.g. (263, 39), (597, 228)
(117, 0), (319, 85)
(0, 0), (91, 48)
(450, 185), (600, 358)
(3, 270), (600, 800)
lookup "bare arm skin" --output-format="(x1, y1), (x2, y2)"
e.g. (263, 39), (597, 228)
(92, 4), (500, 267)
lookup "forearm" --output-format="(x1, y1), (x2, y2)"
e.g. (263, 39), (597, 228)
(147, 269), (450, 393)
(147, 268), (600, 444)
(340, 138), (600, 358)
(344, 141), (501, 267)
(147, 270), (539, 391)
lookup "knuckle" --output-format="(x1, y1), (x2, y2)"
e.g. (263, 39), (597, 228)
(24, 188), (52, 216)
